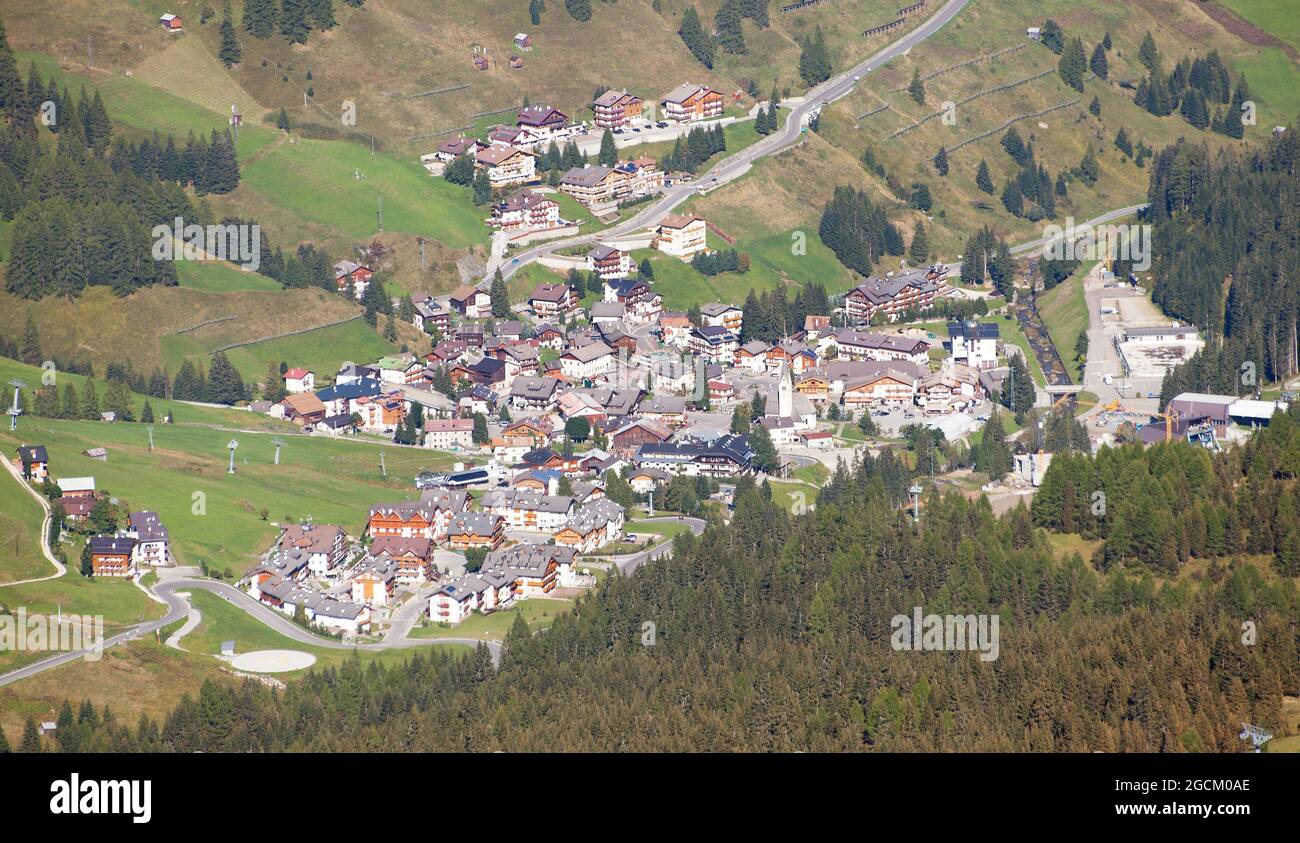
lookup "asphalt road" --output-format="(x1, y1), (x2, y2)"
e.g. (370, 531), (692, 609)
(495, 0), (973, 286)
(0, 576), (500, 688)
(611, 516), (707, 576)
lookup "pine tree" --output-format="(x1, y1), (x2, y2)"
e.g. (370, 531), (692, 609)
(19, 313), (41, 365)
(678, 7), (714, 69)
(490, 270), (511, 318)
(1077, 145), (1099, 185)
(279, 0), (312, 43)
(207, 351), (247, 405)
(219, 2), (242, 67)
(1039, 19), (1063, 54)
(141, 400), (154, 424)
(598, 129), (616, 166)
(242, 0), (278, 38)
(714, 0), (747, 55)
(1089, 96), (1101, 117)
(975, 159), (994, 194)
(1089, 43), (1108, 80)
(80, 378), (99, 420)
(0, 18), (22, 112)
(932, 146), (948, 176)
(1058, 37), (1086, 93)
(975, 410), (1011, 479)
(1139, 31), (1159, 73)
(19, 718), (40, 752)
(908, 69), (925, 105)
(798, 26), (831, 86)
(308, 0), (337, 30)
(908, 223), (929, 264)
(530, 0), (542, 26)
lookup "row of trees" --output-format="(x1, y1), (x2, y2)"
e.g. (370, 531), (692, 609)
(242, 0), (363, 46)
(660, 123), (727, 173)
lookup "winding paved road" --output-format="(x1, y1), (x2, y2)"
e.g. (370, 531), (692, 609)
(494, 0), (974, 285)
(0, 515), (709, 687)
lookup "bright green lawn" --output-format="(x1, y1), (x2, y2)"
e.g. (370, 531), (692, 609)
(160, 317), (398, 385)
(411, 597), (574, 640)
(0, 417), (462, 576)
(175, 260), (285, 294)
(1037, 261), (1093, 383)
(1215, 1), (1300, 52)
(0, 469), (53, 583)
(240, 137), (485, 245)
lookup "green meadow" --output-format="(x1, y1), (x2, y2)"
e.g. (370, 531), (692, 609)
(0, 468), (53, 583)
(0, 417), (462, 577)
(239, 137), (485, 245)
(175, 260), (285, 294)
(17, 52), (280, 160)
(160, 317), (399, 385)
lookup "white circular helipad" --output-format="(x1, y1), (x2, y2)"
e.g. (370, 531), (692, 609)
(229, 649), (317, 673)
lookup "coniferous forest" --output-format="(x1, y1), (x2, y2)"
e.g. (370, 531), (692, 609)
(1150, 124), (1299, 401)
(21, 432), (1299, 753)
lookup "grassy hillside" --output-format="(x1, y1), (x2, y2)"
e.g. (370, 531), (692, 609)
(1037, 261), (1094, 383)
(0, 414), (461, 576)
(0, 466), (53, 583)
(169, 316), (401, 384)
(0, 285), (396, 379)
(698, 0), (1298, 280)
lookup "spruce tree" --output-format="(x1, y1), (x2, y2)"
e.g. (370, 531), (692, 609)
(1089, 43), (1108, 80)
(908, 223), (928, 264)
(598, 129), (616, 166)
(715, 0), (747, 55)
(219, 2), (242, 67)
(908, 69), (925, 105)
(1058, 37), (1086, 92)
(975, 159), (994, 194)
(798, 26), (831, 86)
(490, 270), (511, 318)
(279, 0), (312, 43)
(243, 0), (278, 38)
(1139, 31), (1159, 73)
(678, 7), (714, 69)
(565, 0), (592, 22)
(932, 146), (948, 176)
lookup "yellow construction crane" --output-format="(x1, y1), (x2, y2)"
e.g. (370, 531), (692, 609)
(1147, 407), (1180, 443)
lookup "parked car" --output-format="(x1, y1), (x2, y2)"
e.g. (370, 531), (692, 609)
(656, 121), (668, 128)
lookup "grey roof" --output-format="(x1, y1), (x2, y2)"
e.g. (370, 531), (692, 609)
(561, 165), (615, 187)
(640, 395), (687, 414)
(563, 342), (614, 363)
(510, 376), (560, 400)
(482, 488), (575, 515)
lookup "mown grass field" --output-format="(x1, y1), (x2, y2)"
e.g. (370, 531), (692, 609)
(0, 413), (462, 577)
(161, 316), (398, 386)
(0, 467), (53, 583)
(175, 260), (285, 293)
(411, 596), (574, 641)
(1214, 0), (1300, 52)
(237, 136), (485, 246)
